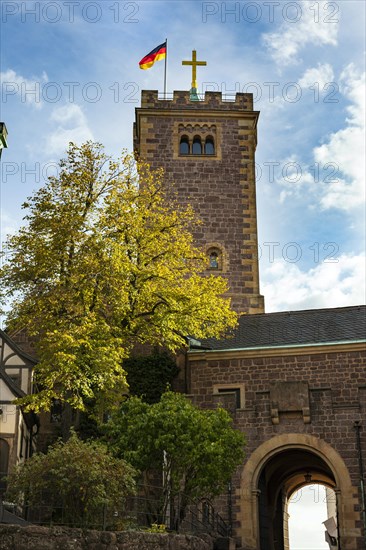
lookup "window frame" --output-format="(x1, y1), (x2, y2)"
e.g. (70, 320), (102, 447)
(213, 384), (245, 409)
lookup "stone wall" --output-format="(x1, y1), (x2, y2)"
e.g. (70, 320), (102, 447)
(188, 347), (366, 457)
(0, 525), (214, 550)
(188, 344), (366, 549)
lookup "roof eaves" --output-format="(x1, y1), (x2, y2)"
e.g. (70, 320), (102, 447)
(188, 339), (366, 354)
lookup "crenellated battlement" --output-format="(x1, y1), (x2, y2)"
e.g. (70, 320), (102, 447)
(140, 90), (254, 110)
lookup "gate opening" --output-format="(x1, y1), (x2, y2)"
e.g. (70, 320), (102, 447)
(288, 484), (337, 549)
(257, 449), (338, 550)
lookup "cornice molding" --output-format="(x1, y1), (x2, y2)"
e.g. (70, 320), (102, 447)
(188, 341), (366, 362)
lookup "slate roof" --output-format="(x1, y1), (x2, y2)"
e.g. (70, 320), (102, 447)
(195, 305), (366, 351)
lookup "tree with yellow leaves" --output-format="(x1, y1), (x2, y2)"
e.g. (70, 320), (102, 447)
(0, 142), (236, 413)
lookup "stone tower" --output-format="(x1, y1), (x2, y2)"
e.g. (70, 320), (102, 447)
(134, 89), (264, 314)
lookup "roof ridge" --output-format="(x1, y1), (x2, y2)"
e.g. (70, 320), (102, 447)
(240, 304), (366, 318)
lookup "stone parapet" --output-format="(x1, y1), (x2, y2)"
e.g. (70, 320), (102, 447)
(140, 90), (254, 110)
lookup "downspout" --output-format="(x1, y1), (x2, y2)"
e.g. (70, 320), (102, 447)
(227, 480), (233, 537)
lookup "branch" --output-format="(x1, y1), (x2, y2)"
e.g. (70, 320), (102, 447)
(133, 299), (170, 320)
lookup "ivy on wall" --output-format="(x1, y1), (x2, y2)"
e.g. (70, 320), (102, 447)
(124, 352), (180, 403)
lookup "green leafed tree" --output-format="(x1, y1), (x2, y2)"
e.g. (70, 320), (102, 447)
(0, 142), (237, 412)
(5, 431), (136, 528)
(106, 391), (245, 525)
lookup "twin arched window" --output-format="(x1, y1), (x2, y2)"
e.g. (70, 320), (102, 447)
(180, 135), (215, 156)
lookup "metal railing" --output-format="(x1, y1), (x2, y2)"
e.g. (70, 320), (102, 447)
(1, 483), (230, 537)
(123, 485), (229, 537)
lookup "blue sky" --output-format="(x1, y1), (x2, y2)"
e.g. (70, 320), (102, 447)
(1, 0), (365, 316)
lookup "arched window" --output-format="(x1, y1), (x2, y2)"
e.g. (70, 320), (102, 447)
(210, 251), (219, 268)
(205, 136), (215, 155)
(179, 136), (190, 155)
(192, 136), (202, 155)
(207, 247), (222, 270)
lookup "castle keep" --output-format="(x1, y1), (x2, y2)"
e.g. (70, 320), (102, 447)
(134, 90), (264, 314)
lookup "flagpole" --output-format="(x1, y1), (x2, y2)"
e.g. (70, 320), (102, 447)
(164, 38), (167, 99)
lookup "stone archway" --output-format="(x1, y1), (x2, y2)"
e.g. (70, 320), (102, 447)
(237, 434), (360, 550)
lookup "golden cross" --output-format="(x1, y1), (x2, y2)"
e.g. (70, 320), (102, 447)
(182, 50), (207, 90)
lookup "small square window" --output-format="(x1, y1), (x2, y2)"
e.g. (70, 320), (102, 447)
(213, 384), (245, 409)
(218, 388), (241, 409)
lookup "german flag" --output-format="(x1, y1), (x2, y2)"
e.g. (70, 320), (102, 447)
(139, 42), (166, 70)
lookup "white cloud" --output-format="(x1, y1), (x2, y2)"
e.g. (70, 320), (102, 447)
(262, 253), (366, 312)
(298, 63), (335, 90)
(275, 65), (365, 212)
(271, 154), (316, 203)
(263, 0), (338, 66)
(315, 65), (365, 211)
(47, 104), (94, 155)
(289, 486), (329, 549)
(0, 69), (48, 110)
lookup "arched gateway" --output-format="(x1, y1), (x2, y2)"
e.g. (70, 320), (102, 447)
(239, 434), (358, 550)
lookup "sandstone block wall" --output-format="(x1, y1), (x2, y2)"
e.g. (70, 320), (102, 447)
(0, 525), (214, 550)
